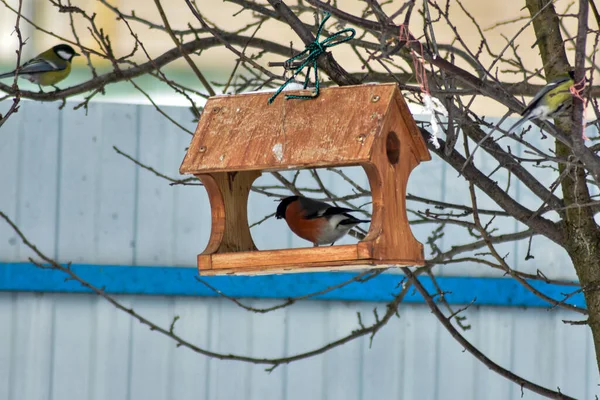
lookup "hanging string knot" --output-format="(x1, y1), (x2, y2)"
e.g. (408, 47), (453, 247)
(268, 12), (356, 104)
(569, 75), (590, 141)
(569, 76), (586, 99)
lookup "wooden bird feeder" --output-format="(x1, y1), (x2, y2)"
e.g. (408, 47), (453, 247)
(180, 83), (431, 275)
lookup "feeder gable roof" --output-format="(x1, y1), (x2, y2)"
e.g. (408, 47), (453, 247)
(180, 83), (429, 174)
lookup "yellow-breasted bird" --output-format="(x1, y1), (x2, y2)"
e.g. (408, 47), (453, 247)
(508, 71), (575, 132)
(0, 44), (79, 88)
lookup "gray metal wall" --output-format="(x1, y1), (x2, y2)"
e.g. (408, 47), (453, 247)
(0, 292), (595, 400)
(0, 101), (596, 399)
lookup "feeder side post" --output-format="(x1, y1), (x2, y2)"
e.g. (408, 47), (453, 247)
(362, 100), (427, 265)
(196, 171), (262, 257)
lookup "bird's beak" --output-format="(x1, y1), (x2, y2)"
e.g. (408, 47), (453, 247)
(74, 52), (81, 57)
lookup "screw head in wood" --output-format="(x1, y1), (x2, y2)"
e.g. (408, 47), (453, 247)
(198, 146), (207, 153)
(371, 95), (380, 103)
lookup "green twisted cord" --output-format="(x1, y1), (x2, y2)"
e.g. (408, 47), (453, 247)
(267, 12), (356, 104)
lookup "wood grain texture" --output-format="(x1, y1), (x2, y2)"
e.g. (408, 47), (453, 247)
(199, 244), (370, 272)
(198, 262), (390, 276)
(180, 84), (431, 275)
(359, 97), (426, 263)
(180, 84), (403, 174)
(196, 171), (261, 254)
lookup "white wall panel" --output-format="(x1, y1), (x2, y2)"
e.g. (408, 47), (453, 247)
(0, 292), (13, 400)
(92, 104), (139, 265)
(0, 292), (595, 399)
(89, 296), (133, 400)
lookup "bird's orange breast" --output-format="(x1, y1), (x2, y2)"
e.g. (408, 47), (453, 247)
(285, 201), (324, 244)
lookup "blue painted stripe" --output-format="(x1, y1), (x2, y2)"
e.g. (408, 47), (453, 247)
(0, 263), (585, 308)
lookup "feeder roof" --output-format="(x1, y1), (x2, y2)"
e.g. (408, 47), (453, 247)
(180, 83), (430, 174)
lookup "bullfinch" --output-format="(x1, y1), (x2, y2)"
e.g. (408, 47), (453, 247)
(0, 44), (79, 88)
(275, 195), (370, 246)
(508, 71), (575, 132)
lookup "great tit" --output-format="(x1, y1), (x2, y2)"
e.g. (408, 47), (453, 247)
(276, 196), (370, 246)
(0, 44), (79, 88)
(508, 71), (575, 132)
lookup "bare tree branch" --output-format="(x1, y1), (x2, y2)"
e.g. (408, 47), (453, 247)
(402, 267), (576, 400)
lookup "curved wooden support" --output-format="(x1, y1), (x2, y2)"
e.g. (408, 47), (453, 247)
(196, 171), (261, 254)
(360, 132), (424, 265)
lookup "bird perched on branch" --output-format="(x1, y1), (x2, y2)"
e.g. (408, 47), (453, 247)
(0, 44), (79, 89)
(508, 71), (575, 132)
(276, 196), (370, 246)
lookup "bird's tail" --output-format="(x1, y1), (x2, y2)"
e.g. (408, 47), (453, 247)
(0, 71), (16, 80)
(507, 114), (529, 132)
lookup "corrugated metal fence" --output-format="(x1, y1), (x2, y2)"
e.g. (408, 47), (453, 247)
(0, 101), (596, 399)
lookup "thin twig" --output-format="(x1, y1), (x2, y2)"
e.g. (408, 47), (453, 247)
(403, 267), (576, 400)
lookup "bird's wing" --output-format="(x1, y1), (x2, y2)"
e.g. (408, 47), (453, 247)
(521, 76), (571, 116)
(321, 207), (359, 217)
(306, 206), (361, 219)
(297, 197), (353, 219)
(18, 58), (64, 75)
(297, 197), (329, 218)
(338, 212), (370, 224)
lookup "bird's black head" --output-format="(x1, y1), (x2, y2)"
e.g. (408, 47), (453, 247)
(276, 196), (299, 219)
(53, 44), (80, 61)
